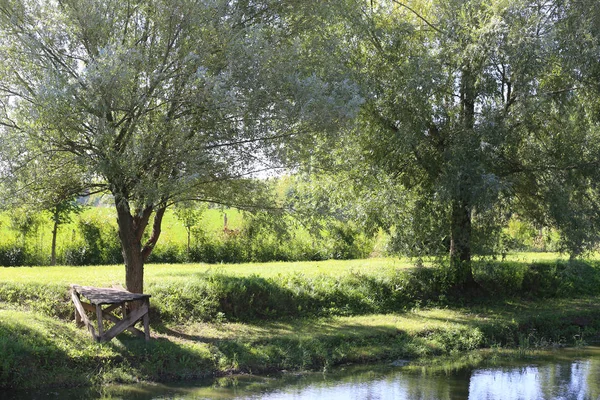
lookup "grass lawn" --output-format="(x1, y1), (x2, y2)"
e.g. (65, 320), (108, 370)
(0, 258), (413, 286)
(2, 293), (600, 389)
(2, 253), (600, 390)
(0, 252), (570, 286)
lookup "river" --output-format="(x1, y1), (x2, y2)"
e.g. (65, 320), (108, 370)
(4, 347), (600, 399)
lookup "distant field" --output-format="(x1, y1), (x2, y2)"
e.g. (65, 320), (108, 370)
(0, 253), (571, 287)
(0, 258), (411, 286)
(0, 206), (243, 255)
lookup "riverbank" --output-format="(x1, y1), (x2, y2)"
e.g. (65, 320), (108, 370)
(2, 256), (600, 389)
(2, 295), (600, 389)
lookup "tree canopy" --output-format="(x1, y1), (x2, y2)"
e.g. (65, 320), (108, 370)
(295, 0), (600, 283)
(1, 0), (600, 289)
(0, 0), (360, 292)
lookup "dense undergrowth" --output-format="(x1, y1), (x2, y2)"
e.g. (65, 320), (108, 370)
(2, 258), (600, 390)
(1, 259), (599, 323)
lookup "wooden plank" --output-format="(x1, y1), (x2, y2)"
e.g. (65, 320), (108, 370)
(96, 304), (104, 336)
(143, 298), (150, 341)
(81, 301), (145, 338)
(71, 290), (92, 328)
(104, 303), (120, 314)
(71, 290), (97, 340)
(71, 284), (150, 305)
(81, 302), (95, 313)
(100, 303), (148, 342)
(102, 308), (145, 338)
(75, 304), (82, 328)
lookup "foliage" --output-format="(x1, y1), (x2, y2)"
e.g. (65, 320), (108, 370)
(0, 245), (25, 267)
(63, 215), (122, 266)
(9, 208), (43, 246)
(291, 0), (600, 284)
(173, 201), (207, 256)
(0, 0), (361, 292)
(4, 256), (600, 324)
(0, 204), (381, 266)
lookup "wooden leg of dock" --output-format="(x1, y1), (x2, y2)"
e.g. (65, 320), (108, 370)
(143, 298), (150, 341)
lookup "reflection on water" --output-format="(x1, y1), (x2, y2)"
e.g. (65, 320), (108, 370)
(3, 348), (600, 400)
(470, 358), (600, 400)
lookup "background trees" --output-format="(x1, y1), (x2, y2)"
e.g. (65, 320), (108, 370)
(1, 0), (600, 288)
(296, 0), (600, 283)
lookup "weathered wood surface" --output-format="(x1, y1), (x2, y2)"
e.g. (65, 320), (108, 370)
(71, 290), (96, 338)
(70, 284), (151, 342)
(71, 284), (150, 305)
(101, 302), (149, 342)
(79, 302), (145, 338)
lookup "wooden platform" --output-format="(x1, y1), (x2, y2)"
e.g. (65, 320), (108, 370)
(70, 284), (151, 342)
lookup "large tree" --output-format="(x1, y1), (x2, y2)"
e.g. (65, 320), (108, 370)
(319, 0), (600, 283)
(0, 0), (359, 292)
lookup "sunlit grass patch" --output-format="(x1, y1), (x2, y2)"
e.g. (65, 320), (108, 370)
(0, 257), (413, 286)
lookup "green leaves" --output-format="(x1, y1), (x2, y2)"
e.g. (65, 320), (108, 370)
(305, 0), (600, 262)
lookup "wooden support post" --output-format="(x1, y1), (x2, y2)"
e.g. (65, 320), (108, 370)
(104, 303), (120, 314)
(143, 298), (150, 341)
(96, 304), (104, 337)
(80, 301), (145, 338)
(75, 305), (82, 327)
(101, 303), (148, 342)
(71, 290), (97, 340)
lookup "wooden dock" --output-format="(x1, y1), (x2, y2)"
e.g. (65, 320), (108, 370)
(70, 284), (151, 342)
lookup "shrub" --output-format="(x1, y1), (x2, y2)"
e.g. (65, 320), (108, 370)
(62, 216), (122, 265)
(147, 243), (184, 264)
(0, 245), (26, 267)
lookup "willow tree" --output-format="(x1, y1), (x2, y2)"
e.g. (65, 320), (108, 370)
(0, 0), (359, 292)
(328, 0), (600, 283)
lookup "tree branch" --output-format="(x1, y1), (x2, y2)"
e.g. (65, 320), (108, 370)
(390, 0), (444, 34)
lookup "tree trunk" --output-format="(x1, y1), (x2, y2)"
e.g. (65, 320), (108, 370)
(186, 228), (191, 256)
(115, 199), (145, 294)
(449, 198), (475, 285)
(114, 195), (167, 294)
(51, 220), (58, 266)
(450, 66), (477, 287)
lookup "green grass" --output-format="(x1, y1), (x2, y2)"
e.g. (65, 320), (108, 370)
(499, 252), (571, 262)
(1, 254), (594, 323)
(3, 294), (600, 389)
(0, 207), (243, 255)
(0, 252), (572, 285)
(0, 258), (414, 285)
(3, 254), (600, 390)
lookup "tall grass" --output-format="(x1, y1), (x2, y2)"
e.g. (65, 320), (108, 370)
(4, 256), (600, 390)
(2, 256), (600, 324)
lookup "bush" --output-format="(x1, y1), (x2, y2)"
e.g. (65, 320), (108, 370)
(3, 259), (600, 325)
(61, 216), (122, 265)
(147, 243), (184, 264)
(149, 267), (452, 323)
(0, 245), (26, 267)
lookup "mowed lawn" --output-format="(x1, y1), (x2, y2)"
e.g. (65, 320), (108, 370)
(0, 252), (570, 287)
(0, 258), (411, 286)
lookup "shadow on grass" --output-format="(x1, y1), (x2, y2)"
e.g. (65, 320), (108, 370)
(0, 310), (216, 390)
(0, 313), (87, 389)
(151, 324), (220, 343)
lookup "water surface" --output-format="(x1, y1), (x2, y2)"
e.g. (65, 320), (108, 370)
(4, 347), (600, 399)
